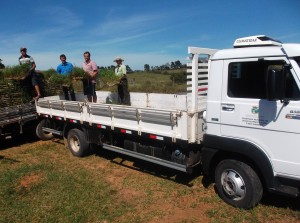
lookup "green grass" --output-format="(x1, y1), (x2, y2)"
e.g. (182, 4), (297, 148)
(127, 72), (186, 93)
(0, 142), (132, 223)
(1, 139), (300, 223)
(96, 71), (187, 93)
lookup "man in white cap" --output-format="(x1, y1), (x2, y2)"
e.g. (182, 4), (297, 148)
(114, 56), (130, 105)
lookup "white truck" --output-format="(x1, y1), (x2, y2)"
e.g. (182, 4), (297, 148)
(35, 35), (300, 209)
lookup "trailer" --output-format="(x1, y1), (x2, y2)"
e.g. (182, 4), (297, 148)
(35, 35), (300, 209)
(0, 102), (37, 139)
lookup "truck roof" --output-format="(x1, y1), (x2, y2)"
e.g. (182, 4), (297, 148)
(211, 43), (300, 61)
(210, 35), (300, 60)
(233, 35), (282, 48)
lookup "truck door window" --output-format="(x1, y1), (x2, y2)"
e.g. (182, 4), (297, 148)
(228, 61), (300, 99)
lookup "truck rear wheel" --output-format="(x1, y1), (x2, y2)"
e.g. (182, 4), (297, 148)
(215, 159), (263, 209)
(36, 119), (54, 140)
(67, 129), (89, 157)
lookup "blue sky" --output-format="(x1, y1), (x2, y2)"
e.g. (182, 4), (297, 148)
(0, 0), (299, 70)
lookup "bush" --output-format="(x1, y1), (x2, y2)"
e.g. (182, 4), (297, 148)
(170, 71), (187, 84)
(100, 68), (119, 84)
(2, 64), (31, 79)
(42, 68), (56, 80)
(69, 66), (85, 79)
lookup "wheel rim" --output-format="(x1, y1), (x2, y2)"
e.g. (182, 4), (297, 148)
(69, 135), (80, 153)
(220, 169), (246, 200)
(41, 120), (53, 137)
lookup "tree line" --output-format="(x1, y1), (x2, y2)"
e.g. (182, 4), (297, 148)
(144, 60), (186, 72)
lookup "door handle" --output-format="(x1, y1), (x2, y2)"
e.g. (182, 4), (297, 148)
(222, 104), (235, 111)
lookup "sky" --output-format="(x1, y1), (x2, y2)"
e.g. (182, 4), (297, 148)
(0, 0), (299, 71)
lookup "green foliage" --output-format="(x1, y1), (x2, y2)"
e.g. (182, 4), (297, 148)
(170, 71), (187, 84)
(42, 68), (56, 80)
(126, 71), (187, 93)
(69, 66), (85, 79)
(2, 64), (31, 79)
(0, 78), (32, 106)
(100, 68), (119, 83)
(48, 74), (69, 85)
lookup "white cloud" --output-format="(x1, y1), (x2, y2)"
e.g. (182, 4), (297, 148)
(93, 14), (165, 36)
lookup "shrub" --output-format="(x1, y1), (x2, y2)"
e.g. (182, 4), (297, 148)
(2, 64), (31, 79)
(100, 68), (119, 84)
(69, 66), (85, 79)
(170, 71), (187, 84)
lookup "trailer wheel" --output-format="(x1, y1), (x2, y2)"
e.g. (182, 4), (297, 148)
(215, 159), (263, 209)
(67, 129), (89, 157)
(36, 119), (54, 140)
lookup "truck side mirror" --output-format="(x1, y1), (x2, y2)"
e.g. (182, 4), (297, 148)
(266, 69), (286, 101)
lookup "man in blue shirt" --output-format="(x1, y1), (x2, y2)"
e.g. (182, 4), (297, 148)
(56, 54), (75, 100)
(57, 54), (73, 75)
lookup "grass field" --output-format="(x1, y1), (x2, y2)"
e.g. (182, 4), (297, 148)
(96, 70), (187, 94)
(1, 135), (300, 223)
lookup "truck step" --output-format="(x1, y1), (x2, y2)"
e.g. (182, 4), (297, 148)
(102, 143), (187, 173)
(41, 127), (63, 136)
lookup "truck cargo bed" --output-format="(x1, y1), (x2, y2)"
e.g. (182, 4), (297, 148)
(36, 91), (205, 142)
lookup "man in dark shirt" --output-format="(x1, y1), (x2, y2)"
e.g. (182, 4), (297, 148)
(19, 47), (41, 100)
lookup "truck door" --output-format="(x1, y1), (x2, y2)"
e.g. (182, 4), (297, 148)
(220, 57), (300, 179)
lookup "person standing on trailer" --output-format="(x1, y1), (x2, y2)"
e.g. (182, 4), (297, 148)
(19, 47), (41, 101)
(82, 51), (98, 103)
(56, 54), (76, 101)
(114, 56), (130, 105)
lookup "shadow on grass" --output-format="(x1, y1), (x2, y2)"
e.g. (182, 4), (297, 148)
(261, 191), (300, 210)
(94, 149), (202, 187)
(94, 148), (300, 210)
(0, 131), (39, 151)
(0, 155), (20, 164)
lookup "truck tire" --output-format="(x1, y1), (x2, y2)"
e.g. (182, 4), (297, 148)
(215, 159), (263, 209)
(36, 119), (54, 140)
(67, 129), (89, 157)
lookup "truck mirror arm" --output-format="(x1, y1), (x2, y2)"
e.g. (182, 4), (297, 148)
(280, 99), (289, 106)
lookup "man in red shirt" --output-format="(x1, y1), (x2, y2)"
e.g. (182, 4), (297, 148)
(82, 51), (98, 102)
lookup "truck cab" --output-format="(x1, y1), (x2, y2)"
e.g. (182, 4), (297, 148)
(202, 35), (300, 208)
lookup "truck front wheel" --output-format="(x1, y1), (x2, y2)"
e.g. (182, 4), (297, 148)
(67, 129), (89, 157)
(215, 159), (263, 209)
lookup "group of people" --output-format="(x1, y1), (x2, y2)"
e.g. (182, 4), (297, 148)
(18, 48), (130, 105)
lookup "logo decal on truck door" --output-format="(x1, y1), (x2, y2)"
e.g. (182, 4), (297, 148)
(251, 106), (259, 114)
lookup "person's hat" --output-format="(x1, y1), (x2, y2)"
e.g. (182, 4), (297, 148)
(114, 56), (124, 62)
(20, 47), (27, 52)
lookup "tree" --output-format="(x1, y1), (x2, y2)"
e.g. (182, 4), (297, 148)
(126, 65), (133, 73)
(174, 60), (182, 68)
(144, 64), (150, 72)
(0, 59), (4, 69)
(170, 61), (176, 69)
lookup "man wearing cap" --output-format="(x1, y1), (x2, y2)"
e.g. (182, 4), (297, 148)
(19, 47), (41, 100)
(114, 56), (130, 105)
(82, 51), (98, 103)
(57, 54), (75, 101)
